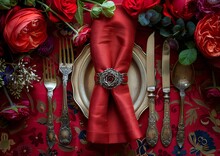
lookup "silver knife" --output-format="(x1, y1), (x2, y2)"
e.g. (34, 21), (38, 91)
(161, 40), (172, 147)
(146, 32), (158, 147)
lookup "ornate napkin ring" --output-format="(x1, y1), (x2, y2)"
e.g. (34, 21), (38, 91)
(95, 68), (127, 89)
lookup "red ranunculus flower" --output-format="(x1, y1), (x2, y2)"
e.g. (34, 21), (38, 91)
(73, 25), (91, 46)
(46, 0), (77, 22)
(122, 0), (160, 18)
(194, 13), (220, 58)
(0, 100), (30, 120)
(3, 6), (47, 53)
(163, 0), (197, 20)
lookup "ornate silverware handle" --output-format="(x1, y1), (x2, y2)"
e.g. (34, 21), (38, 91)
(146, 90), (158, 147)
(47, 94), (56, 149)
(176, 90), (185, 148)
(161, 91), (172, 147)
(59, 75), (72, 145)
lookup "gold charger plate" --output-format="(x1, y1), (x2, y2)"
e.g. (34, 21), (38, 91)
(71, 44), (148, 119)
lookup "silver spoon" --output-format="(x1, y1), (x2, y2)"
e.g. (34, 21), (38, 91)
(171, 61), (195, 148)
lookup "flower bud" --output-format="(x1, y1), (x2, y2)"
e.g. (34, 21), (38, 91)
(101, 1), (116, 18)
(91, 6), (102, 18)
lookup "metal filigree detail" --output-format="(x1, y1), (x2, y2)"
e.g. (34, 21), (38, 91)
(146, 91), (158, 147)
(97, 68), (126, 89)
(177, 122), (185, 148)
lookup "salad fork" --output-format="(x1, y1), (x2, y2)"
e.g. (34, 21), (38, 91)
(43, 58), (57, 149)
(58, 37), (74, 145)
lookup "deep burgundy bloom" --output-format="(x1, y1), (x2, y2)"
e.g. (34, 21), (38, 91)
(197, 0), (220, 19)
(0, 100), (30, 120)
(73, 25), (91, 46)
(202, 87), (220, 107)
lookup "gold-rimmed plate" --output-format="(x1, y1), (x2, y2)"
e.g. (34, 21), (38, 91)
(71, 44), (148, 119)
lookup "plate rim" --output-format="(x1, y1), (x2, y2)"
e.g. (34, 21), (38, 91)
(71, 44), (148, 119)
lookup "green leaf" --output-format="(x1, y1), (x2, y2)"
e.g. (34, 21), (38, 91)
(186, 21), (196, 36)
(161, 16), (171, 27)
(75, 0), (84, 26)
(172, 25), (182, 35)
(160, 28), (172, 37)
(91, 6), (102, 18)
(138, 13), (150, 26)
(176, 18), (185, 28)
(179, 48), (197, 65)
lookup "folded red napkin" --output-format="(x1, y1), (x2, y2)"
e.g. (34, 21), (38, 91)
(87, 5), (141, 144)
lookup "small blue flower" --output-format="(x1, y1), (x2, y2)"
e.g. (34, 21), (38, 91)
(189, 130), (216, 155)
(172, 145), (187, 156)
(0, 66), (14, 85)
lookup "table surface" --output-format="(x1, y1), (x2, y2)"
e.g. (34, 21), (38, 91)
(1, 4), (220, 156)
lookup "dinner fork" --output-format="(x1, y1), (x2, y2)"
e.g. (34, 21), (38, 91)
(43, 58), (57, 149)
(58, 37), (74, 145)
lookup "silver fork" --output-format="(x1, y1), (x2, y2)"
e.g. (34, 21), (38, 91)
(43, 58), (57, 149)
(58, 37), (74, 145)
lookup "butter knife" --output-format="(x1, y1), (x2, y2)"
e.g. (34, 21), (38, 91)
(146, 32), (158, 147)
(161, 40), (172, 147)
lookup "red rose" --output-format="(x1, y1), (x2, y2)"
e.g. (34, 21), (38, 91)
(46, 0), (77, 22)
(163, 0), (197, 20)
(3, 7), (47, 53)
(122, 0), (160, 18)
(73, 25), (91, 46)
(194, 13), (220, 58)
(0, 100), (30, 120)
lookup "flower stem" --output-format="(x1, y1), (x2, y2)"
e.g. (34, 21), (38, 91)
(36, 0), (78, 35)
(83, 7), (91, 12)
(82, 0), (101, 6)
(3, 86), (15, 106)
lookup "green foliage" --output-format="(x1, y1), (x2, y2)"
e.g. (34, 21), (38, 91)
(75, 0), (84, 26)
(138, 6), (198, 65)
(179, 48), (197, 65)
(0, 0), (17, 10)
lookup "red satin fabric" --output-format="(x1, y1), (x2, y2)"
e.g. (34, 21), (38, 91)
(87, 6), (142, 144)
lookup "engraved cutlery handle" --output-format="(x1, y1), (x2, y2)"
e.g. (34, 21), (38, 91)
(59, 76), (72, 145)
(146, 91), (158, 147)
(47, 95), (56, 149)
(176, 91), (185, 148)
(161, 92), (172, 147)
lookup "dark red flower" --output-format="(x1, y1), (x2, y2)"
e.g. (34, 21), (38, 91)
(197, 0), (220, 19)
(122, 0), (160, 18)
(73, 25), (91, 46)
(46, 0), (77, 22)
(0, 100), (30, 120)
(163, 0), (197, 20)
(202, 87), (220, 107)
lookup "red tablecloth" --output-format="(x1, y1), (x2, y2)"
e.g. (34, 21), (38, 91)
(0, 3), (220, 156)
